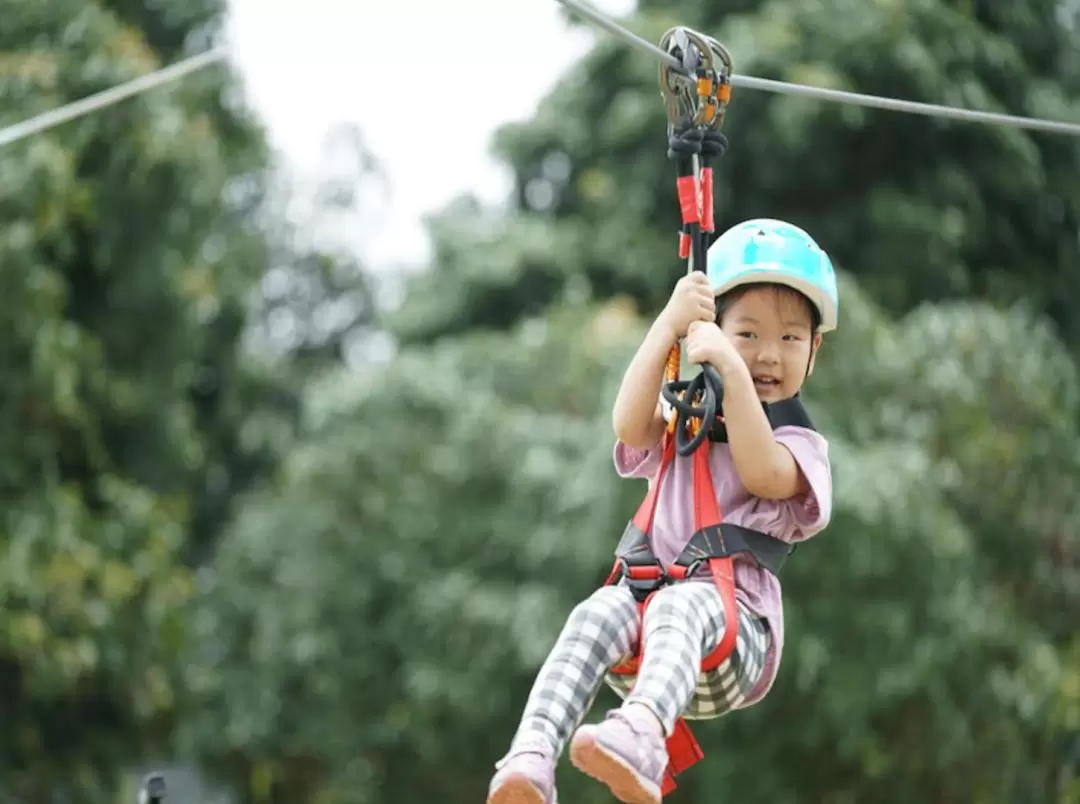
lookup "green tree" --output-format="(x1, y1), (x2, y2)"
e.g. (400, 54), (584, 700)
(394, 0), (1080, 346)
(180, 298), (655, 804)
(186, 0), (1080, 801)
(190, 283), (1080, 803)
(0, 0), (361, 798)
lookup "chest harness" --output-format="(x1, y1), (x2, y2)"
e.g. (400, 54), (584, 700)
(598, 28), (817, 796)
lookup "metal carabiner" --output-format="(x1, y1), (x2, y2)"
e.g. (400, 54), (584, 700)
(658, 27), (735, 131)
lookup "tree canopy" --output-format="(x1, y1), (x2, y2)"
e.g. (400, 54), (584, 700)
(3, 0), (1079, 802)
(0, 1), (371, 799)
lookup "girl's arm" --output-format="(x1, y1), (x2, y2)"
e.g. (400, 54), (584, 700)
(682, 321), (805, 500)
(614, 273), (716, 450)
(611, 316), (676, 450)
(716, 358), (805, 500)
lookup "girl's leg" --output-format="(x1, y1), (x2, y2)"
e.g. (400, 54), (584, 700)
(627, 582), (768, 731)
(487, 585), (641, 804)
(569, 582), (770, 804)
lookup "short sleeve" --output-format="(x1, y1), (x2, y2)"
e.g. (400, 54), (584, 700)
(773, 425), (832, 536)
(613, 440), (662, 479)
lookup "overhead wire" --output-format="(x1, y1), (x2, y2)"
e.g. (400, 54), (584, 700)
(555, 0), (1080, 137)
(0, 46), (228, 148)
(1, 5), (1078, 151)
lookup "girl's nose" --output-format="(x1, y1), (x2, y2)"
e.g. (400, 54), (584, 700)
(757, 340), (781, 364)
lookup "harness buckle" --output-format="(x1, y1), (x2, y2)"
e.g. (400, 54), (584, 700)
(667, 559), (705, 581)
(617, 558), (667, 603)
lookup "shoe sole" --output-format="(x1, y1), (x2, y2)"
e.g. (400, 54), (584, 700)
(569, 732), (661, 804)
(487, 773), (548, 804)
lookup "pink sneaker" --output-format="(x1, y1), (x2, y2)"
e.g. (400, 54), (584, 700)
(569, 709), (667, 804)
(486, 736), (557, 804)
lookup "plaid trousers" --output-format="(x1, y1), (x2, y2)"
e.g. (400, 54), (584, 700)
(509, 580), (770, 757)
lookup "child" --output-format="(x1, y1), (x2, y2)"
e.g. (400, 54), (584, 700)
(486, 218), (837, 804)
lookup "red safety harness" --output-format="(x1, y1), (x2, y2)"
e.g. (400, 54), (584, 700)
(602, 395), (811, 796)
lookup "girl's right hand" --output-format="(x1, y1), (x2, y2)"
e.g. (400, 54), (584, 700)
(659, 272), (716, 338)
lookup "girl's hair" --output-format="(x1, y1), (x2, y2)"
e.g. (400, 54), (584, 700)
(714, 282), (822, 333)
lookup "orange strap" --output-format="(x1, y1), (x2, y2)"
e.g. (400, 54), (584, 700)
(690, 434), (719, 531)
(663, 719), (704, 795)
(629, 436), (677, 533)
(700, 556), (738, 671)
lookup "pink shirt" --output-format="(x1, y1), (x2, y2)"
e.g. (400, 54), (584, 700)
(613, 426), (832, 706)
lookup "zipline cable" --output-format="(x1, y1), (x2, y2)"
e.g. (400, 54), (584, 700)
(3, 7), (1078, 150)
(554, 0), (1080, 137)
(0, 46), (228, 148)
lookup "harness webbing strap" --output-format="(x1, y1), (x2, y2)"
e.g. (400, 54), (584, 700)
(690, 436), (719, 530)
(708, 392), (814, 442)
(630, 437), (676, 534)
(684, 438), (739, 668)
(606, 432), (737, 796)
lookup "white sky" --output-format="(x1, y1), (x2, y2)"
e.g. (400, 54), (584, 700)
(225, 0), (633, 270)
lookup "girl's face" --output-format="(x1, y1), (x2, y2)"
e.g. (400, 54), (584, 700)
(717, 285), (822, 402)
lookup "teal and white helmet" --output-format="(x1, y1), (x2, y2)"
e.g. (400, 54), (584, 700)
(706, 218), (838, 332)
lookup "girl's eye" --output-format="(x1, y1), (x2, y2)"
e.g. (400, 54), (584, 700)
(735, 331), (755, 339)
(783, 334), (801, 342)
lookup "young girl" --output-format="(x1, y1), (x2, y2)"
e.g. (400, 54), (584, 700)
(486, 218), (838, 804)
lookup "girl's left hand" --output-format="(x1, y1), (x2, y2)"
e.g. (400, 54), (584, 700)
(685, 320), (740, 372)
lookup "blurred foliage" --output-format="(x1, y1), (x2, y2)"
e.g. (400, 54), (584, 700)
(192, 284), (1080, 803)
(393, 0), (1080, 348)
(2, 0), (1080, 802)
(0, 0), (371, 800)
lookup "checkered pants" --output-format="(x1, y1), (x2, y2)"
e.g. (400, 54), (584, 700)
(509, 581), (770, 757)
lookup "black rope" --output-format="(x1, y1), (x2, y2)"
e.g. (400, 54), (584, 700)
(700, 128), (727, 247)
(666, 126), (704, 273)
(700, 129), (728, 161)
(661, 363), (725, 455)
(662, 123), (728, 457)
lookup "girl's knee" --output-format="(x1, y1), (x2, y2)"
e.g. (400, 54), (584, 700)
(644, 582), (707, 610)
(642, 584), (713, 632)
(566, 585), (637, 626)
